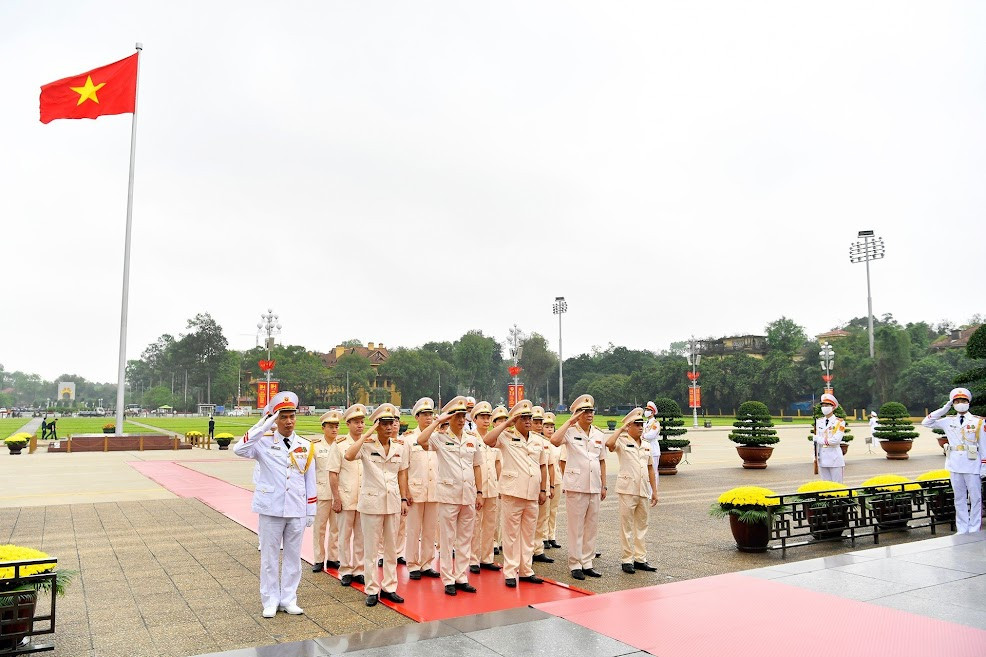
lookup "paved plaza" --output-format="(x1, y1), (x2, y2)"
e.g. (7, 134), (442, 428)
(2, 421), (983, 656)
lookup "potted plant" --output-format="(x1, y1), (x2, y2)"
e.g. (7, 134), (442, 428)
(102, 423), (116, 435)
(794, 481), (853, 540)
(5, 434), (30, 455)
(858, 474), (919, 530)
(654, 397), (689, 475)
(806, 403), (854, 454)
(915, 469), (954, 524)
(728, 401), (779, 469)
(873, 402), (918, 460)
(932, 427), (948, 451)
(709, 486), (780, 552)
(0, 544), (76, 651)
(214, 432), (234, 450)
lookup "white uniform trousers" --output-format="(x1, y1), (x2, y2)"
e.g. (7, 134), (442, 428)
(396, 512), (407, 558)
(439, 502), (476, 585)
(495, 497), (503, 548)
(471, 497), (498, 565)
(336, 510), (365, 577)
(312, 501), (338, 564)
(405, 500), (439, 572)
(818, 466), (844, 483)
(566, 491), (600, 570)
(361, 512), (399, 595)
(618, 493), (649, 564)
(501, 495), (539, 580)
(533, 494), (551, 555)
(951, 472), (983, 534)
(547, 490), (561, 541)
(258, 514), (306, 610)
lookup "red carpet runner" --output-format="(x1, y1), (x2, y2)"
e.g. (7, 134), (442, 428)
(535, 572), (986, 657)
(130, 460), (589, 621)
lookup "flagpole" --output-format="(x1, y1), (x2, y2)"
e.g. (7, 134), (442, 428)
(114, 42), (142, 434)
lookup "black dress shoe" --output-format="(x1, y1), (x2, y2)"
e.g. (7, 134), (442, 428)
(365, 594), (378, 607)
(505, 578), (517, 587)
(469, 565), (481, 574)
(595, 552), (601, 558)
(421, 569), (440, 578)
(493, 547), (501, 555)
(380, 591), (404, 603)
(455, 582), (477, 593)
(397, 557), (407, 565)
(520, 575), (544, 584)
(571, 569), (585, 580)
(325, 560), (340, 570)
(480, 562), (502, 571)
(543, 540), (551, 550)
(340, 574), (353, 586)
(408, 570), (422, 580)
(445, 584), (457, 596)
(549, 540), (562, 548)
(634, 561), (657, 572)
(532, 553), (554, 563)
(378, 558), (383, 567)
(583, 568), (602, 578)
(353, 575), (365, 585)
(622, 563), (636, 574)
(312, 563), (324, 573)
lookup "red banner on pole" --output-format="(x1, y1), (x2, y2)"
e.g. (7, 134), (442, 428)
(688, 386), (702, 408)
(508, 384), (525, 407)
(257, 382), (268, 410)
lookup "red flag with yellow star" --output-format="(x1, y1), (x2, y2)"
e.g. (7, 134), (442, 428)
(40, 54), (138, 124)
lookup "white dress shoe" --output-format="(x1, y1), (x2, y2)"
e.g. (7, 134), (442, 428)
(278, 604), (303, 615)
(262, 607), (277, 618)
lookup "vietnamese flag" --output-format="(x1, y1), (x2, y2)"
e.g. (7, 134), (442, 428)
(40, 53), (138, 124)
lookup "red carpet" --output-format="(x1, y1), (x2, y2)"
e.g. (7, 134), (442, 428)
(535, 572), (986, 657)
(129, 460), (589, 621)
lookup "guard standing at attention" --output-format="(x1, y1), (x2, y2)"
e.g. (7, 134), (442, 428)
(606, 407), (659, 574)
(330, 404), (366, 587)
(814, 393), (846, 483)
(312, 410), (341, 572)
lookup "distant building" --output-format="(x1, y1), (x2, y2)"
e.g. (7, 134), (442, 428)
(815, 330), (850, 342)
(930, 325), (982, 352)
(317, 342), (401, 407)
(699, 335), (768, 359)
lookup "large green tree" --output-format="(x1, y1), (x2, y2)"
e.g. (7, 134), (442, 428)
(518, 333), (558, 405)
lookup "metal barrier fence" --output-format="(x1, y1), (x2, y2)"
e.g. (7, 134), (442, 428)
(0, 558), (58, 654)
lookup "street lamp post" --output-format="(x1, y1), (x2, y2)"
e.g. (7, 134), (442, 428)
(849, 230), (885, 358)
(257, 309), (282, 405)
(552, 297), (567, 410)
(819, 341), (835, 395)
(686, 335), (702, 428)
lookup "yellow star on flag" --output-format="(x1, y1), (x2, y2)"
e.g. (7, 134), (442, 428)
(70, 75), (106, 106)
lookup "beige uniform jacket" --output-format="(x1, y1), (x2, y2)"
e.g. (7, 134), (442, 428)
(495, 428), (548, 501)
(327, 436), (361, 511)
(356, 437), (410, 515)
(404, 428), (439, 503)
(614, 437), (652, 497)
(560, 425), (606, 494)
(312, 437), (334, 501)
(477, 440), (502, 499)
(429, 429), (484, 504)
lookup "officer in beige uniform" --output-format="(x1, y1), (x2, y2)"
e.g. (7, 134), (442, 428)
(469, 401), (502, 574)
(312, 410), (341, 573)
(543, 412), (563, 549)
(551, 394), (607, 580)
(345, 403), (410, 607)
(402, 397), (441, 580)
(490, 405), (509, 555)
(483, 399), (548, 587)
(606, 408), (659, 574)
(417, 396), (485, 595)
(329, 404), (366, 587)
(531, 406), (556, 564)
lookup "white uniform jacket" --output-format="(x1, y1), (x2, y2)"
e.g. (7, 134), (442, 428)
(923, 413), (986, 475)
(560, 425), (606, 494)
(234, 421), (316, 518)
(814, 417), (846, 468)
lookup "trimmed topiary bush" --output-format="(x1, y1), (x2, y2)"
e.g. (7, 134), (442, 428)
(653, 397), (689, 449)
(728, 401), (779, 446)
(873, 402), (918, 442)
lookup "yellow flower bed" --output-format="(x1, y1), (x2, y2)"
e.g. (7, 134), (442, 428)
(214, 432), (235, 439)
(717, 486), (780, 507)
(185, 431), (204, 438)
(0, 545), (55, 578)
(859, 474), (919, 493)
(4, 432), (31, 445)
(916, 469), (950, 482)
(796, 481), (849, 498)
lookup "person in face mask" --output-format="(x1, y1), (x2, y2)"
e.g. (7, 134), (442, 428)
(642, 401), (662, 476)
(813, 393), (845, 483)
(922, 388), (985, 533)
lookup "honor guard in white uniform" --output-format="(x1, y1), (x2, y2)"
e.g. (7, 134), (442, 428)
(551, 394), (607, 580)
(607, 408), (659, 573)
(345, 403), (410, 607)
(483, 400), (549, 587)
(232, 391), (315, 618)
(465, 396), (477, 432)
(330, 404), (366, 587)
(490, 405), (509, 555)
(531, 406), (557, 564)
(923, 388), (986, 533)
(417, 396), (485, 595)
(814, 393), (846, 483)
(642, 401), (663, 475)
(403, 397), (441, 580)
(469, 401), (503, 574)
(312, 410), (341, 572)
(543, 413), (563, 549)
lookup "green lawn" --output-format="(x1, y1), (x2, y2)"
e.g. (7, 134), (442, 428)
(1, 418), (35, 439)
(32, 418), (161, 438)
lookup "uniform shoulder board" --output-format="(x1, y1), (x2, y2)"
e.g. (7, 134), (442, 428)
(395, 439), (404, 445)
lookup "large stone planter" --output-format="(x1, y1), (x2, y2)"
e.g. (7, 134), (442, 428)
(735, 445), (774, 469)
(839, 443), (849, 456)
(0, 590), (36, 651)
(7, 444), (25, 455)
(879, 440), (913, 460)
(658, 449), (684, 475)
(728, 514), (770, 552)
(870, 497), (913, 530)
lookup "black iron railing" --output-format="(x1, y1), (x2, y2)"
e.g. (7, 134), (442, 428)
(0, 558), (57, 654)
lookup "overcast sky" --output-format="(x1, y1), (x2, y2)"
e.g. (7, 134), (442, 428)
(2, 1), (984, 383)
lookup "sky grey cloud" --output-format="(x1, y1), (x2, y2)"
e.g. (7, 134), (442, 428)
(2, 1), (983, 382)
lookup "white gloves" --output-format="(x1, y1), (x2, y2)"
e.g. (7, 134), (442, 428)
(928, 400), (952, 420)
(306, 516), (314, 528)
(246, 411), (279, 441)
